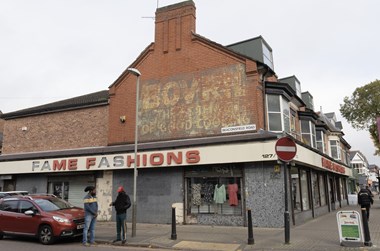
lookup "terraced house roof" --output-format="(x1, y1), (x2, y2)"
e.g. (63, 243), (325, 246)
(0, 90), (109, 120)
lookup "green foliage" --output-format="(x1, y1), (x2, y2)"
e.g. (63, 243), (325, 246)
(340, 79), (380, 155)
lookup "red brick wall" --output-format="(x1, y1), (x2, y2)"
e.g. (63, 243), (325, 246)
(108, 2), (264, 144)
(2, 106), (108, 154)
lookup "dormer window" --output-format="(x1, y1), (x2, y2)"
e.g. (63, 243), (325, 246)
(267, 94), (290, 132)
(262, 43), (274, 70)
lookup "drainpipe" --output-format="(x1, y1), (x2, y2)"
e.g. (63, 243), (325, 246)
(261, 67), (270, 131)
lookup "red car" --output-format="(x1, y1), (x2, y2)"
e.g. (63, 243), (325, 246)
(0, 194), (85, 244)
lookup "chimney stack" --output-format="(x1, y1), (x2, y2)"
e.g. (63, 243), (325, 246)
(155, 1), (196, 53)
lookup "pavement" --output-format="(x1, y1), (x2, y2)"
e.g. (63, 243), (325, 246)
(95, 196), (380, 251)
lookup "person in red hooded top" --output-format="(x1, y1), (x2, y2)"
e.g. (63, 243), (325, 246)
(110, 186), (131, 244)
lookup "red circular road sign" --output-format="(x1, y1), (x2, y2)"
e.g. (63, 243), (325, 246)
(275, 137), (297, 162)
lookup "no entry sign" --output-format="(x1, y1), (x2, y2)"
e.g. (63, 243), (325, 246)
(275, 137), (297, 162)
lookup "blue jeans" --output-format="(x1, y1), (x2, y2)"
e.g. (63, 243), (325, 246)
(116, 213), (127, 241)
(83, 214), (97, 244)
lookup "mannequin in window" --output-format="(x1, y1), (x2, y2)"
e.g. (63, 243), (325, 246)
(213, 183), (226, 204)
(201, 182), (214, 204)
(227, 181), (239, 206)
(191, 183), (202, 206)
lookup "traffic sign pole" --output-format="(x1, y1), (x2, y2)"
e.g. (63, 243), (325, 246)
(283, 161), (290, 244)
(275, 137), (297, 245)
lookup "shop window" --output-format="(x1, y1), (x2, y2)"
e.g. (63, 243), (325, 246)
(319, 175), (326, 206)
(291, 167), (301, 212)
(300, 170), (310, 211)
(339, 178), (347, 200)
(186, 177), (242, 215)
(312, 172), (320, 208)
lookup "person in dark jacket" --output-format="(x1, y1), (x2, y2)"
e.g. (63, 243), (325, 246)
(358, 186), (373, 221)
(83, 186), (98, 246)
(110, 186), (131, 244)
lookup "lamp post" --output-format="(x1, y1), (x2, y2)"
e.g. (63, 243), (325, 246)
(127, 67), (141, 237)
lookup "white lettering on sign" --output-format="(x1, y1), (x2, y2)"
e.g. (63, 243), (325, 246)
(276, 146), (296, 152)
(221, 124), (256, 134)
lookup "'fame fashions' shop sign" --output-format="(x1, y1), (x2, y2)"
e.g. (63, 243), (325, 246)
(30, 150), (201, 173)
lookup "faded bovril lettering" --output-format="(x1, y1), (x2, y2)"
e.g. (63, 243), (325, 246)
(139, 65), (254, 140)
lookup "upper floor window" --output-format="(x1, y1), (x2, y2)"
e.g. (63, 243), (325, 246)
(295, 79), (301, 98)
(341, 149), (350, 165)
(329, 140), (341, 160)
(316, 130), (325, 153)
(262, 43), (274, 70)
(267, 95), (290, 132)
(301, 120), (316, 148)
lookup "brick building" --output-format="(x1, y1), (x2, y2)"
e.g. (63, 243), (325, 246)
(0, 1), (353, 227)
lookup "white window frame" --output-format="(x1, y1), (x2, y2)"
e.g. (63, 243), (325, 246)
(329, 139), (341, 160)
(316, 130), (325, 153)
(266, 94), (290, 133)
(300, 120), (317, 148)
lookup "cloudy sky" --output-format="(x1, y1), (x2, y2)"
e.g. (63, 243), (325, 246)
(1, 0), (379, 165)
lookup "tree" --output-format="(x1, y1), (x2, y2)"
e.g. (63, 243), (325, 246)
(340, 79), (380, 155)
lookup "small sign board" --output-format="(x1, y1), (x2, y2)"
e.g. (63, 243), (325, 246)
(275, 137), (297, 162)
(336, 211), (363, 247)
(221, 124), (256, 134)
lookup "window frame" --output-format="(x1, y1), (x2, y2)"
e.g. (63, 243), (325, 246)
(300, 120), (316, 148)
(266, 94), (290, 133)
(329, 140), (341, 160)
(316, 130), (325, 153)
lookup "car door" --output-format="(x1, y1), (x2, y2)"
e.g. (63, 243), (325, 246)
(17, 200), (40, 235)
(0, 200), (19, 233)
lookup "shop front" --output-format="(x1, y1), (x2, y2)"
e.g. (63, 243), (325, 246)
(0, 134), (352, 227)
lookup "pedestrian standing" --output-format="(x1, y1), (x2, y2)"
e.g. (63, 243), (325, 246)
(358, 186), (373, 221)
(83, 186), (98, 246)
(110, 186), (131, 244)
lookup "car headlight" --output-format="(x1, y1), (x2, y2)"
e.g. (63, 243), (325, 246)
(53, 216), (70, 223)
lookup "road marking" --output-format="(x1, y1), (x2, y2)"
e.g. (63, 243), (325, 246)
(173, 241), (240, 251)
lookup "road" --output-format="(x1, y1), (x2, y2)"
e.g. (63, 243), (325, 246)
(0, 237), (173, 251)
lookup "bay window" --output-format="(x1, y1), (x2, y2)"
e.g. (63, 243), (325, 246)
(316, 130), (325, 153)
(330, 140), (341, 160)
(300, 120), (316, 148)
(267, 94), (290, 133)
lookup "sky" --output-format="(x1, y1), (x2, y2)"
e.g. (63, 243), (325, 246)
(0, 0), (379, 166)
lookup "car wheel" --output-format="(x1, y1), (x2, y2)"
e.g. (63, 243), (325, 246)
(0, 232), (3, 240)
(38, 225), (55, 245)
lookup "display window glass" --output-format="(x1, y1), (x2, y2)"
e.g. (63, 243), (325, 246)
(300, 170), (310, 211)
(319, 174), (326, 206)
(186, 177), (242, 215)
(312, 172), (320, 208)
(291, 167), (301, 212)
(185, 165), (242, 216)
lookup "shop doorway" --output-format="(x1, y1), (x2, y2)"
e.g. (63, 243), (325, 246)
(48, 175), (95, 207)
(49, 182), (69, 200)
(3, 180), (16, 191)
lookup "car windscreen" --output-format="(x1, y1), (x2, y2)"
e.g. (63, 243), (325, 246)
(34, 198), (74, 212)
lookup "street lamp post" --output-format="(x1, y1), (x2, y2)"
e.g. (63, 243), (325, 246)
(127, 67), (141, 237)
